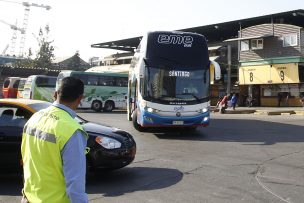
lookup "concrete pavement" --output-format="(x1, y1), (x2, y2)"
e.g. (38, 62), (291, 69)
(211, 106), (304, 115)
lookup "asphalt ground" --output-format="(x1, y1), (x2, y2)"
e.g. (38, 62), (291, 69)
(82, 111), (304, 203)
(1, 111), (304, 203)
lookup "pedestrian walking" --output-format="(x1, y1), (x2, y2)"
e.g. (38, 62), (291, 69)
(231, 93), (238, 110)
(21, 77), (88, 203)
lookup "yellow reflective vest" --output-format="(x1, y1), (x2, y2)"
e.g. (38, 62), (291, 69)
(21, 105), (87, 203)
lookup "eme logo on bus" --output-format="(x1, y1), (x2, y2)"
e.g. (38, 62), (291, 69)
(157, 34), (193, 47)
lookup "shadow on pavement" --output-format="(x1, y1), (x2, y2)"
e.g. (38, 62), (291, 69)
(86, 166), (183, 197)
(0, 166), (183, 198)
(76, 110), (126, 114)
(153, 119), (304, 145)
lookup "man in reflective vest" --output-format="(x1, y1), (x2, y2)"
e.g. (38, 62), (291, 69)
(21, 77), (88, 203)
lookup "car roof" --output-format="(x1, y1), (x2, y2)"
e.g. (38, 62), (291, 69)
(0, 99), (50, 112)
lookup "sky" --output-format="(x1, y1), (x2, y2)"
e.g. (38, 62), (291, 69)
(0, 0), (303, 62)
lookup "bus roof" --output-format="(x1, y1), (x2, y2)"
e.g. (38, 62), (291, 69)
(28, 75), (57, 78)
(60, 70), (128, 77)
(145, 31), (209, 68)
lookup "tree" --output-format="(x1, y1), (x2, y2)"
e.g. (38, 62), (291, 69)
(34, 25), (55, 69)
(13, 47), (35, 67)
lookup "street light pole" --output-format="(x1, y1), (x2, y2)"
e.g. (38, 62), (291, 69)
(226, 44), (232, 95)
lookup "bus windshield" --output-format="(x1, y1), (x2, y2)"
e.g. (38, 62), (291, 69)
(36, 77), (56, 87)
(143, 66), (210, 105)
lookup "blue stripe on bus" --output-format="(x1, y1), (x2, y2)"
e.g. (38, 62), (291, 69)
(138, 109), (209, 127)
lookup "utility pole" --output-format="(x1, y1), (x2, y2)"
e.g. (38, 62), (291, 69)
(226, 44), (232, 95)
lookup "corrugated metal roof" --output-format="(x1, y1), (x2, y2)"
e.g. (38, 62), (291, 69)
(91, 9), (304, 52)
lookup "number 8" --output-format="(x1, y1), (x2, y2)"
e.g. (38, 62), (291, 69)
(249, 72), (253, 82)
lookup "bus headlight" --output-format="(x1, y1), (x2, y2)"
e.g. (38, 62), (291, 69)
(95, 136), (122, 149)
(203, 116), (209, 122)
(197, 108), (208, 113)
(140, 100), (147, 108)
(145, 107), (159, 113)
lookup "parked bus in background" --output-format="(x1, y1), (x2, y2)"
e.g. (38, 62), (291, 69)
(22, 75), (57, 102)
(2, 77), (21, 98)
(16, 78), (27, 98)
(128, 31), (221, 131)
(56, 71), (128, 112)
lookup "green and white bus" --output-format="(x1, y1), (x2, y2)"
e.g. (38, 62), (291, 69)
(56, 71), (128, 112)
(22, 75), (57, 102)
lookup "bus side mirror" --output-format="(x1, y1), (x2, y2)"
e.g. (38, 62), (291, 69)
(210, 61), (221, 81)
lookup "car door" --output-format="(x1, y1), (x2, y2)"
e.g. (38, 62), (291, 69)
(0, 104), (32, 170)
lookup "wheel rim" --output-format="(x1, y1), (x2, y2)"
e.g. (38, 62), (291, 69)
(105, 103), (113, 111)
(93, 102), (100, 109)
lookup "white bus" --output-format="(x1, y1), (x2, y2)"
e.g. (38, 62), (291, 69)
(56, 71), (128, 112)
(22, 75), (57, 102)
(128, 31), (221, 131)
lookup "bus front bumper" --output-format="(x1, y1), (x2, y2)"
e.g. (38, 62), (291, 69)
(138, 111), (210, 128)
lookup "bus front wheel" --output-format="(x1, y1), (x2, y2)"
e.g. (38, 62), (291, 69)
(103, 101), (114, 112)
(132, 111), (145, 132)
(92, 100), (102, 112)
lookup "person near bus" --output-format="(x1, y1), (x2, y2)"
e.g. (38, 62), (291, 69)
(231, 93), (238, 110)
(219, 94), (229, 114)
(21, 77), (88, 203)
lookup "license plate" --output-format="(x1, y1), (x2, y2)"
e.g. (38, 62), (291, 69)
(173, 121), (184, 125)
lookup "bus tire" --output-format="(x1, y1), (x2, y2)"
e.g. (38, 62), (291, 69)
(92, 100), (102, 112)
(103, 101), (114, 112)
(132, 111), (144, 132)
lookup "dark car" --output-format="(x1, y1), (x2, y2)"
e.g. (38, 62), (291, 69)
(0, 99), (136, 172)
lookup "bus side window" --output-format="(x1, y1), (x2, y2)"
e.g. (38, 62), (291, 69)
(13, 80), (20, 88)
(102, 76), (114, 86)
(115, 77), (128, 87)
(74, 74), (88, 85)
(98, 76), (106, 86)
(122, 78), (128, 87)
(3, 79), (10, 88)
(87, 76), (98, 86)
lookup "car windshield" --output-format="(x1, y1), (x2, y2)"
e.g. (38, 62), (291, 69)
(28, 102), (52, 111)
(75, 115), (87, 124)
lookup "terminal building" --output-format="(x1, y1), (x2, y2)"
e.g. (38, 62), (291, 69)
(91, 9), (304, 107)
